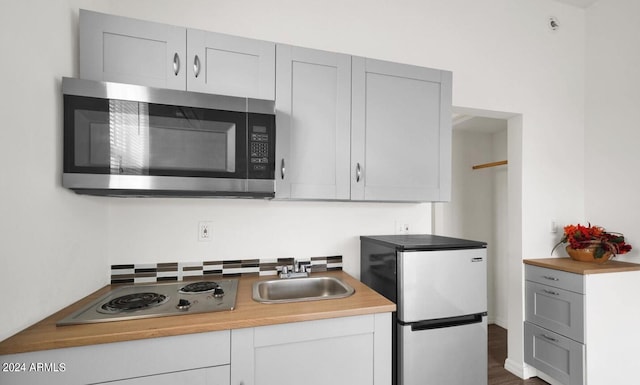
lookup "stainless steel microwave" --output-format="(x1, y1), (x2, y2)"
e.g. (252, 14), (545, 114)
(62, 77), (275, 197)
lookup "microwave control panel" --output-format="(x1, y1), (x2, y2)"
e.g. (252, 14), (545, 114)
(247, 114), (275, 179)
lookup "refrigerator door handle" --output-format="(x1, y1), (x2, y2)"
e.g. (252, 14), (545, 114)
(409, 313), (486, 331)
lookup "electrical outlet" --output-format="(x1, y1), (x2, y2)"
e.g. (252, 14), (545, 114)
(395, 221), (410, 234)
(198, 221), (212, 242)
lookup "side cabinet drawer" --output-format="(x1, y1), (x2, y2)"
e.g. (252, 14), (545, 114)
(524, 322), (584, 385)
(525, 281), (584, 342)
(525, 265), (584, 294)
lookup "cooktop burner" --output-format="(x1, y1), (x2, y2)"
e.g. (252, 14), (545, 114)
(57, 278), (238, 326)
(179, 281), (220, 294)
(98, 292), (169, 314)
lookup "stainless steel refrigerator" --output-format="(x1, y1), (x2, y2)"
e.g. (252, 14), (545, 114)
(360, 234), (488, 385)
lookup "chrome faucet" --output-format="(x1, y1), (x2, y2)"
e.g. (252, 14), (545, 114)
(277, 260), (311, 279)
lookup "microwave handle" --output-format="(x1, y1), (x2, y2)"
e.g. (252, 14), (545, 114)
(280, 158), (286, 179)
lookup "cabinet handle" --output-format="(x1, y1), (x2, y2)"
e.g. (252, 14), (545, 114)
(356, 163), (361, 182)
(280, 158), (285, 179)
(541, 334), (559, 343)
(542, 289), (559, 296)
(542, 275), (559, 281)
(173, 53), (180, 75)
(193, 55), (201, 78)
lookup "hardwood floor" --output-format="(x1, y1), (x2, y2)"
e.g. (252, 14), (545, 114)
(489, 324), (548, 385)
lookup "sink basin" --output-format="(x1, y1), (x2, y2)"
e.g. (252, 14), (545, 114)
(252, 276), (355, 304)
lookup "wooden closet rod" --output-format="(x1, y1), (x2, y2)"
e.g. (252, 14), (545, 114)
(472, 160), (508, 170)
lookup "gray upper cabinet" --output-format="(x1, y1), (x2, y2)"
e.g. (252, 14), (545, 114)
(79, 10), (275, 99)
(275, 45), (351, 200)
(187, 29), (275, 99)
(79, 10), (186, 90)
(78, 10), (452, 202)
(351, 57), (452, 202)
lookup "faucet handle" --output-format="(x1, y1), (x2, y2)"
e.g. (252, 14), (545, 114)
(298, 261), (311, 273)
(276, 265), (289, 274)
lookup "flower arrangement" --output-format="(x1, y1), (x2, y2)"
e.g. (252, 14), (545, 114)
(552, 223), (632, 259)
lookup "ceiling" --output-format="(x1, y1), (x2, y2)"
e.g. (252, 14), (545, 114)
(552, 0), (599, 8)
(451, 0), (598, 133)
(452, 114), (508, 134)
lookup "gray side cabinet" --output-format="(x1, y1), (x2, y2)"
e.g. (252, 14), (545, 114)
(79, 10), (275, 99)
(524, 265), (584, 385)
(275, 45), (351, 200)
(351, 57), (452, 202)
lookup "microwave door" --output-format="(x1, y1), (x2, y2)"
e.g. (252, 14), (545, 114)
(65, 97), (247, 180)
(146, 104), (247, 179)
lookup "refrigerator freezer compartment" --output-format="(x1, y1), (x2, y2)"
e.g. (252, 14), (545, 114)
(398, 315), (488, 385)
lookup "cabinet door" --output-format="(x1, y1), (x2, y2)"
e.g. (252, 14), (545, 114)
(0, 330), (230, 385)
(187, 29), (275, 99)
(231, 314), (391, 385)
(524, 322), (584, 385)
(351, 57), (452, 201)
(275, 45), (351, 199)
(105, 366), (229, 385)
(525, 281), (584, 342)
(79, 10), (186, 90)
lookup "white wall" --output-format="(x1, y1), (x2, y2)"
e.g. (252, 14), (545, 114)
(0, 0), (108, 341)
(585, 0), (640, 262)
(0, 0), (588, 376)
(434, 127), (508, 328)
(107, 199), (430, 275)
(493, 130), (509, 329)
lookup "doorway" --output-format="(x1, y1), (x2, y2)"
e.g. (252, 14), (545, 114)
(433, 111), (510, 328)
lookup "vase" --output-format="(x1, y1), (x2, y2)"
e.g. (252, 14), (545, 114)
(565, 245), (613, 264)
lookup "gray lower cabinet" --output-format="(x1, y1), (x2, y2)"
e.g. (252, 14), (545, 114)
(0, 314), (391, 385)
(351, 57), (452, 202)
(231, 313), (391, 385)
(275, 45), (351, 199)
(524, 322), (584, 385)
(524, 262), (640, 385)
(524, 264), (584, 385)
(0, 330), (231, 385)
(79, 10), (275, 99)
(105, 366), (229, 385)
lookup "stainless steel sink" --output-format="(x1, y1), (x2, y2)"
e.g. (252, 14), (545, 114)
(252, 276), (355, 303)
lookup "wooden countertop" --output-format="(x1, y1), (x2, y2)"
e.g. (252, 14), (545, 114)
(524, 257), (640, 275)
(0, 271), (395, 355)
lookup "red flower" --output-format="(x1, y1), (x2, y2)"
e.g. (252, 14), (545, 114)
(552, 223), (632, 258)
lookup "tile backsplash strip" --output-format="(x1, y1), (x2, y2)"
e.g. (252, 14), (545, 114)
(110, 256), (343, 284)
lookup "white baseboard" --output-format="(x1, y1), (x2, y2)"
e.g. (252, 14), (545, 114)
(535, 370), (563, 385)
(504, 359), (563, 384)
(492, 316), (507, 329)
(504, 358), (537, 379)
